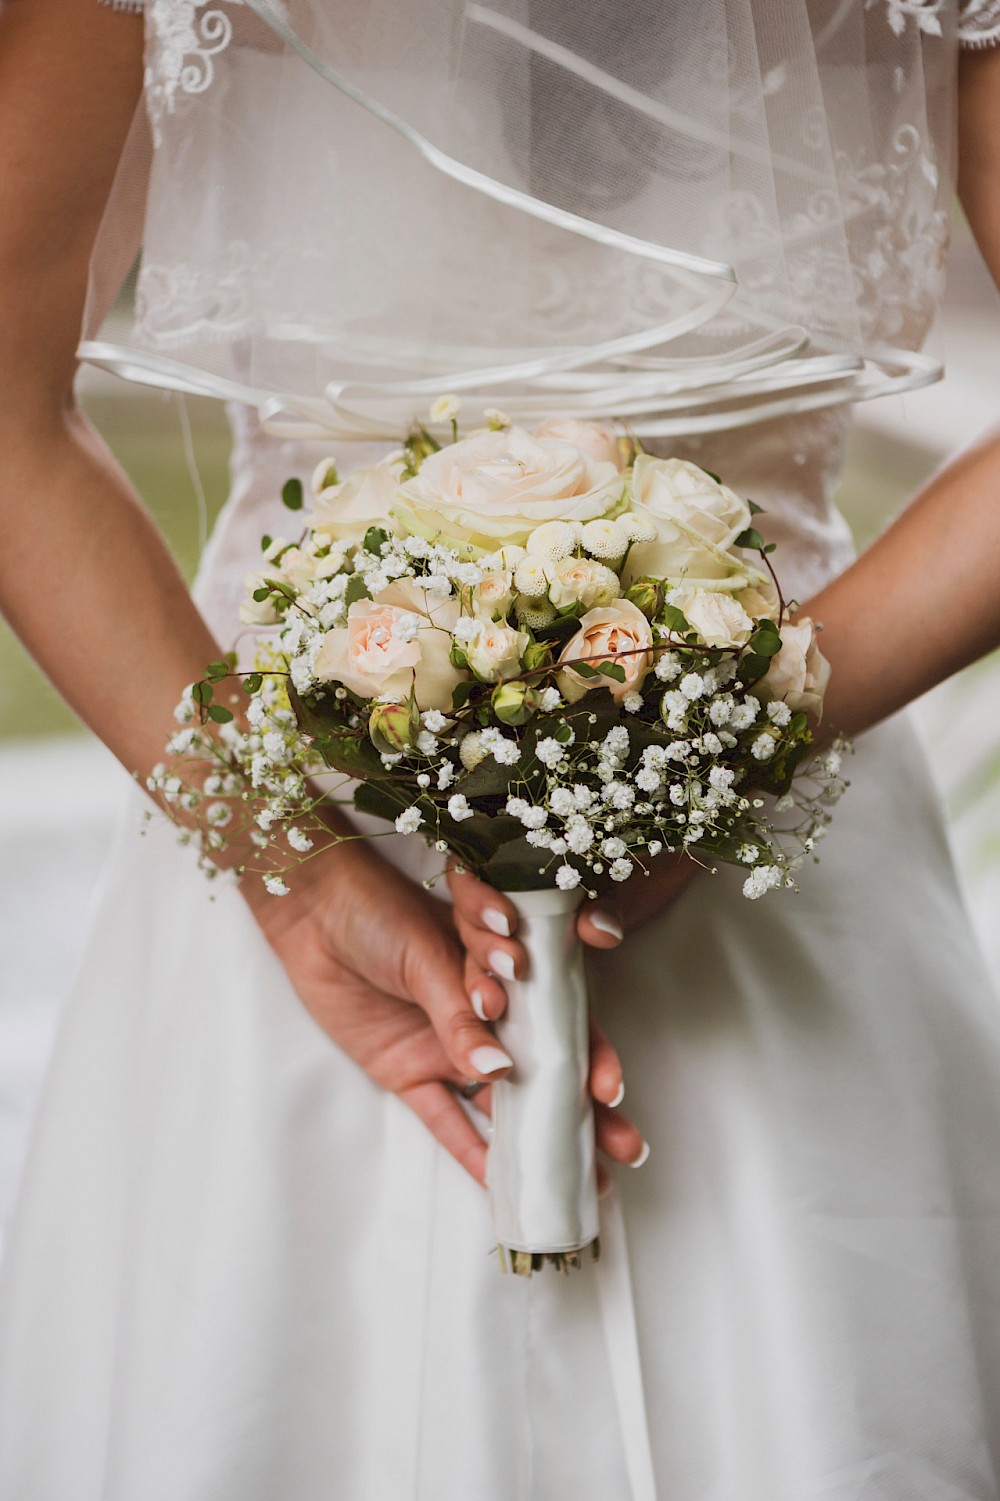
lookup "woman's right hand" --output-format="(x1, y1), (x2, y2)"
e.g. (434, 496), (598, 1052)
(243, 837), (645, 1186)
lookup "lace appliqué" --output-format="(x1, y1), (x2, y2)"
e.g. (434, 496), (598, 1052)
(957, 0), (1000, 46)
(98, 1), (146, 12)
(870, 0), (1000, 44)
(145, 1), (242, 143)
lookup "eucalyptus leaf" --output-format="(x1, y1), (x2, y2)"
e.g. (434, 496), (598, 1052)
(281, 477), (304, 511)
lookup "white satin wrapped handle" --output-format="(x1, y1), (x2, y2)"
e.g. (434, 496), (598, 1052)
(488, 887), (599, 1256)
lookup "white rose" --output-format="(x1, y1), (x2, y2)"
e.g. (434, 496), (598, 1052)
(314, 578), (463, 711)
(532, 418), (626, 471)
(757, 618), (831, 719)
(471, 570), (515, 620)
(393, 426), (626, 554)
(623, 455), (753, 588)
(674, 588), (755, 648)
(307, 459), (402, 543)
(547, 556), (621, 612)
(240, 572), (280, 626)
(277, 546), (318, 592)
(463, 620), (529, 683)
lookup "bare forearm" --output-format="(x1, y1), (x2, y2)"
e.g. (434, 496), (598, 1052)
(0, 405), (226, 778)
(805, 425), (1000, 736)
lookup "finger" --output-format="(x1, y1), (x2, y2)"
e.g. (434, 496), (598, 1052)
(588, 1016), (624, 1107)
(447, 865), (520, 941)
(452, 908), (527, 983)
(594, 1101), (648, 1168)
(398, 1079), (489, 1186)
(597, 1161), (613, 1198)
(402, 927), (515, 1084)
(577, 899), (625, 950)
(465, 953), (508, 1024)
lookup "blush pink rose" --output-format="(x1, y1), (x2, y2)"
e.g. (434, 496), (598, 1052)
(556, 599), (654, 705)
(314, 581), (462, 710)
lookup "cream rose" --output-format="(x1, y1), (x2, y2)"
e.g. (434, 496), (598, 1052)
(547, 556), (621, 612)
(674, 588), (755, 648)
(532, 418), (626, 471)
(735, 576), (781, 622)
(314, 579), (462, 710)
(622, 455), (753, 588)
(556, 600), (654, 706)
(308, 460), (402, 543)
(393, 426), (626, 554)
(758, 618), (831, 719)
(464, 620), (529, 683)
(471, 570), (515, 621)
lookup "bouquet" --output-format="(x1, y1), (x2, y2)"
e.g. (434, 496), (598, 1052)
(153, 404), (848, 1273)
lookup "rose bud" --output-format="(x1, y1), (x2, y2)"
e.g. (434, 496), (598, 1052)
(491, 681), (540, 726)
(624, 577), (664, 620)
(368, 701), (416, 755)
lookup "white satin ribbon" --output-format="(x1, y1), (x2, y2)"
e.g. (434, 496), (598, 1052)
(488, 887), (599, 1255)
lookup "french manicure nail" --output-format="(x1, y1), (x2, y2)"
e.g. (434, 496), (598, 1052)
(471, 988), (489, 1022)
(483, 907), (512, 938)
(609, 1081), (625, 1109)
(629, 1140), (651, 1169)
(487, 949), (516, 982)
(470, 1045), (514, 1076)
(590, 910), (624, 943)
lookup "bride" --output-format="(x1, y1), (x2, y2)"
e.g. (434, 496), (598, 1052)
(2, 1), (1000, 1496)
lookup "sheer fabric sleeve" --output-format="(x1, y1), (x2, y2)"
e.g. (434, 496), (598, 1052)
(959, 0), (1000, 48)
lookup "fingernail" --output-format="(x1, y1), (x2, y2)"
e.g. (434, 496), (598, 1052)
(483, 907), (512, 938)
(629, 1140), (650, 1169)
(487, 949), (516, 982)
(470, 1045), (514, 1076)
(471, 988), (489, 1022)
(590, 910), (624, 943)
(609, 1081), (625, 1109)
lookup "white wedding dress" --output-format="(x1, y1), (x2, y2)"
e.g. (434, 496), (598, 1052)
(4, 2), (1000, 1497)
(3, 401), (1000, 1500)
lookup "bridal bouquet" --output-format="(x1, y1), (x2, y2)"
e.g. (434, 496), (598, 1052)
(153, 405), (847, 1272)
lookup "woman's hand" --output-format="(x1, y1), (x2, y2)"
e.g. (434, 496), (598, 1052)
(245, 838), (646, 1184)
(448, 855), (699, 1027)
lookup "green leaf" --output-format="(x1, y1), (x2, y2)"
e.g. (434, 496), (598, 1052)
(252, 587), (271, 603)
(449, 645), (469, 670)
(748, 500), (765, 516)
(192, 680), (213, 705)
(243, 672), (263, 694)
(362, 526), (389, 556)
(662, 604), (690, 635)
(749, 622), (782, 659)
(205, 659), (229, 682)
(572, 660), (601, 679)
(598, 662), (627, 683)
(353, 780), (409, 826)
(261, 534), (272, 552)
(281, 477), (304, 511)
(344, 573), (371, 608)
(451, 679), (476, 709)
(735, 527), (766, 551)
(739, 652), (771, 682)
(207, 704), (234, 723)
(762, 542), (777, 555)
(702, 469), (722, 484)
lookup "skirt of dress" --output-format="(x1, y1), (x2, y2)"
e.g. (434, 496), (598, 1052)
(1, 705), (1000, 1501)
